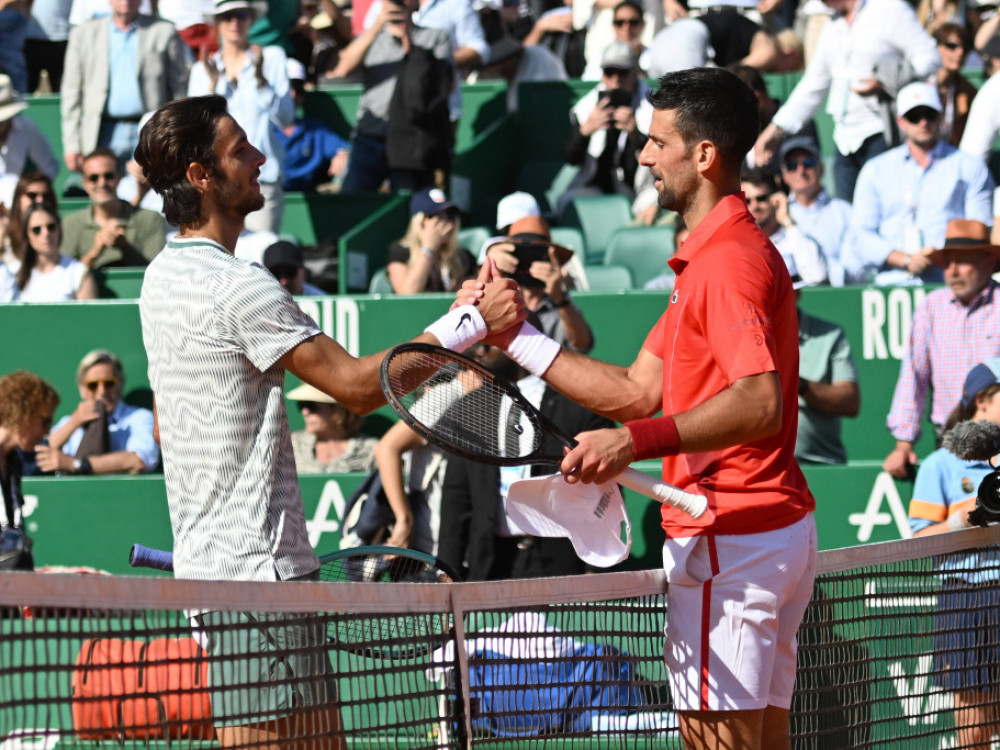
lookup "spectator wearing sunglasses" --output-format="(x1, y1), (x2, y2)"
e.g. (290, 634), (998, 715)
(61, 148), (167, 269)
(932, 24), (977, 146)
(778, 136), (856, 285)
(581, 1), (650, 80)
(36, 349), (159, 475)
(850, 82), (995, 286)
(14, 203), (98, 301)
(285, 383), (378, 474)
(0, 172), (58, 274)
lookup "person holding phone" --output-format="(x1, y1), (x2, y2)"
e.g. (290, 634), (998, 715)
(557, 42), (657, 223)
(482, 214), (593, 354)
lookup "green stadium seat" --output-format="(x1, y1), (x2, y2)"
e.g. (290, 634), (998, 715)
(368, 267), (394, 294)
(562, 194), (633, 263)
(458, 225), (492, 257)
(550, 226), (586, 257)
(603, 226), (676, 289)
(581, 263), (632, 290)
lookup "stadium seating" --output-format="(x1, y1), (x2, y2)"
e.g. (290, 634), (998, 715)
(603, 226), (676, 289)
(581, 264), (633, 290)
(561, 194), (634, 264)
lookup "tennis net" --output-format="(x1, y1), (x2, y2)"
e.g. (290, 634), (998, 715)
(2, 526), (1000, 748)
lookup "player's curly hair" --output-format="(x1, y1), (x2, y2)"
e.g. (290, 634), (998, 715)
(134, 95), (228, 227)
(0, 371), (59, 431)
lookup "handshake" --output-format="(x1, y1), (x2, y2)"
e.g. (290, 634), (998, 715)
(943, 421), (1000, 526)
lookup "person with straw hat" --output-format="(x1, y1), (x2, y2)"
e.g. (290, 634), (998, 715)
(885, 218), (1000, 479)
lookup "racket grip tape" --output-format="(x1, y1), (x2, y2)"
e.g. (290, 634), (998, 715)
(617, 468), (709, 519)
(129, 544), (175, 572)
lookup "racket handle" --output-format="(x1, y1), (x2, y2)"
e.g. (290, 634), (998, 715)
(129, 544), (174, 572)
(617, 468), (709, 519)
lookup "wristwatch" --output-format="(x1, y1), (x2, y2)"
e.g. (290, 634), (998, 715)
(73, 457), (93, 475)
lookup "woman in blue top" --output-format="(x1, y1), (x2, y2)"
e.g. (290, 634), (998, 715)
(909, 358), (1000, 749)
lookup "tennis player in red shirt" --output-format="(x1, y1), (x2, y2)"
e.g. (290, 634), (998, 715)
(467, 67), (817, 749)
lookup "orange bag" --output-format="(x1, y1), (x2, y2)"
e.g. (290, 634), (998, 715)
(72, 637), (213, 740)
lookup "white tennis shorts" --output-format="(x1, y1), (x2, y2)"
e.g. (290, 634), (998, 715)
(661, 512), (817, 712)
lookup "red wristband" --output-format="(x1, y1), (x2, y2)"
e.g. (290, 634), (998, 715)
(625, 415), (680, 461)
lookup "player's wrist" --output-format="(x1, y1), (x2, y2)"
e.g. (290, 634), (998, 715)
(424, 305), (487, 352)
(506, 321), (561, 377)
(624, 415), (680, 461)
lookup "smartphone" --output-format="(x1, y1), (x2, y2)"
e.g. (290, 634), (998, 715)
(509, 240), (551, 288)
(605, 89), (632, 109)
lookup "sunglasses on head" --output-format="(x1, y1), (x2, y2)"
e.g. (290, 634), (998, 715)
(25, 190), (52, 202)
(939, 40), (964, 50)
(85, 378), (118, 392)
(29, 222), (58, 236)
(613, 17), (642, 26)
(903, 107), (940, 124)
(85, 171), (117, 184)
(218, 9), (251, 21)
(783, 155), (818, 171)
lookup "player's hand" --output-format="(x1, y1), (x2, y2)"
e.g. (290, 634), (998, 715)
(451, 257), (493, 309)
(883, 445), (917, 479)
(478, 276), (526, 337)
(560, 427), (635, 485)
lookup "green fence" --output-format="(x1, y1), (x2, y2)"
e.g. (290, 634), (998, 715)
(20, 460), (914, 575)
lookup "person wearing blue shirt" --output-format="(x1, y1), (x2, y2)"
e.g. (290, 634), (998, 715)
(187, 0), (295, 234)
(274, 59), (350, 191)
(35, 349), (160, 475)
(849, 81), (995, 287)
(908, 359), (1000, 750)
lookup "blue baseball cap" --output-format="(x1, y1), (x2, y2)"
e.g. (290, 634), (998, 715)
(409, 188), (459, 218)
(962, 358), (1000, 408)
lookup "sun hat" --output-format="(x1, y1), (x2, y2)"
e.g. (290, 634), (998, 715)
(286, 382), (338, 404)
(0, 75), (27, 123)
(505, 215), (574, 265)
(928, 219), (1000, 267)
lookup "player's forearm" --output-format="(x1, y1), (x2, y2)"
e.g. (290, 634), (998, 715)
(542, 347), (661, 423)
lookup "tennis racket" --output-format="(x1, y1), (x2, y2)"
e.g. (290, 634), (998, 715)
(129, 544), (459, 661)
(379, 342), (708, 519)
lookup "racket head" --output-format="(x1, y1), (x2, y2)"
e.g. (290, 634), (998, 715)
(379, 342), (574, 466)
(318, 546), (459, 660)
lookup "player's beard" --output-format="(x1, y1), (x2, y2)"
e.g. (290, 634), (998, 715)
(216, 170), (265, 218)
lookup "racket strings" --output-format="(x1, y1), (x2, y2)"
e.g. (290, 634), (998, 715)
(385, 349), (546, 461)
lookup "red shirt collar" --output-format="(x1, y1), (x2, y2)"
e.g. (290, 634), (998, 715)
(668, 193), (750, 274)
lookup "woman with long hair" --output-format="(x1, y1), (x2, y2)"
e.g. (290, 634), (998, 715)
(933, 23), (978, 146)
(909, 359), (1000, 748)
(0, 172), (57, 272)
(386, 187), (476, 294)
(15, 203), (97, 301)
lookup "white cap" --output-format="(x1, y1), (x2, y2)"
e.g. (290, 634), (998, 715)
(505, 474), (632, 567)
(496, 191), (540, 231)
(895, 81), (942, 116)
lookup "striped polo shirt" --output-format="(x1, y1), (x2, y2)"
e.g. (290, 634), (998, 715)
(139, 236), (321, 582)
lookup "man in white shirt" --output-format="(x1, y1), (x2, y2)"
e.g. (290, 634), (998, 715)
(753, 0), (940, 201)
(742, 167), (829, 287)
(0, 74), (59, 179)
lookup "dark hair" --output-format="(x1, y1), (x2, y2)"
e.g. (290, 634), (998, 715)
(647, 68), (760, 172)
(134, 95), (228, 227)
(727, 63), (768, 95)
(740, 165), (776, 193)
(16, 203), (61, 291)
(933, 22), (969, 49)
(9, 172), (56, 264)
(944, 384), (1000, 432)
(82, 147), (121, 173)
(614, 0), (644, 17)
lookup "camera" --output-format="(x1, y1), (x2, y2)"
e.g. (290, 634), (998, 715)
(969, 469), (1000, 527)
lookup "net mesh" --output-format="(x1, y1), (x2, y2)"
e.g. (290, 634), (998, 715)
(3, 526), (1000, 749)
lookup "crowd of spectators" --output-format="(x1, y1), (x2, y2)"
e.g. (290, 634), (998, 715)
(3, 0), (1000, 574)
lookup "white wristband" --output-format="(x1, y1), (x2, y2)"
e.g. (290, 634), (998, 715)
(424, 305), (488, 352)
(948, 511), (969, 531)
(506, 321), (561, 377)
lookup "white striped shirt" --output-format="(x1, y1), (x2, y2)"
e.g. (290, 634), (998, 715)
(139, 236), (321, 582)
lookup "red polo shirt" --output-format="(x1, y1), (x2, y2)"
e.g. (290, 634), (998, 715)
(643, 193), (814, 537)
